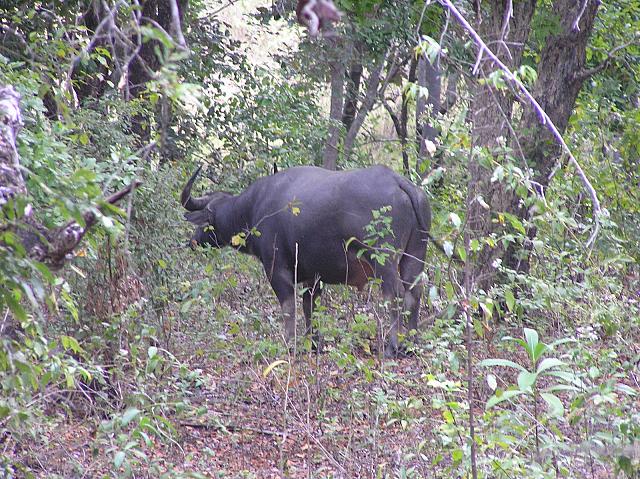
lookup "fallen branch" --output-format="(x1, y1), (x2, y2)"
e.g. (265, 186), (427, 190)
(436, 0), (602, 249)
(180, 421), (285, 437)
(0, 84), (142, 269)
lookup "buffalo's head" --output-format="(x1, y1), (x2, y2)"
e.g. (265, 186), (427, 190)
(181, 165), (232, 248)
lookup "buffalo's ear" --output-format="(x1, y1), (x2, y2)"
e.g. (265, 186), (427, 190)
(184, 209), (211, 226)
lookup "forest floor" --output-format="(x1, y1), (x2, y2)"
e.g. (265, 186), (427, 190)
(7, 264), (638, 478)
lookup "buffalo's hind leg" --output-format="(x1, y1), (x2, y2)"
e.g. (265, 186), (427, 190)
(399, 250), (425, 345)
(377, 262), (406, 358)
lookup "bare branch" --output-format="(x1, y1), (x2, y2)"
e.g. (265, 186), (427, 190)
(438, 0), (602, 248)
(575, 34), (640, 82)
(572, 0), (589, 32)
(499, 0), (513, 55)
(168, 0), (187, 49)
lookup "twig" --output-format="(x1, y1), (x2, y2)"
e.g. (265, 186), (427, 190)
(210, 0), (240, 18)
(572, 0), (589, 32)
(438, 0), (603, 249)
(575, 34), (640, 82)
(180, 421), (285, 436)
(499, 0), (513, 60)
(168, 0), (187, 49)
(63, 1), (124, 105)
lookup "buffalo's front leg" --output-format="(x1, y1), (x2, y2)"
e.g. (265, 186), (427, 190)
(269, 270), (298, 346)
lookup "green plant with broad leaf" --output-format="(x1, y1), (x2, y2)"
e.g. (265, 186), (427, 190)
(480, 328), (580, 455)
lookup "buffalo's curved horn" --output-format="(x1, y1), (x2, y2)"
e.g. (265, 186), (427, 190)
(181, 164), (211, 211)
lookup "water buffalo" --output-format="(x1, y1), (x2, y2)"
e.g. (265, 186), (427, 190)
(181, 165), (431, 356)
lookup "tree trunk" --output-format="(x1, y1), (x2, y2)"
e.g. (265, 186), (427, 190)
(401, 57), (417, 174)
(323, 52), (345, 170)
(342, 50), (397, 162)
(128, 0), (188, 147)
(341, 61), (363, 132)
(465, 0), (536, 290)
(520, 0), (600, 184)
(465, 0), (600, 289)
(503, 0), (600, 273)
(416, 54), (441, 175)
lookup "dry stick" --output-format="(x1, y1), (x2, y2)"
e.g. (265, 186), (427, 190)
(462, 271), (479, 479)
(438, 0), (602, 249)
(279, 242), (299, 473)
(498, 0), (514, 61)
(180, 421), (284, 436)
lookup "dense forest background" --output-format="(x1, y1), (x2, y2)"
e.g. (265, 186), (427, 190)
(0, 0), (639, 477)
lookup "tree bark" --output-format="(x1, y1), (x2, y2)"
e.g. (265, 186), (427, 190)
(464, 0), (601, 289)
(464, 0), (536, 290)
(416, 54), (441, 175)
(323, 52), (345, 170)
(0, 85), (141, 270)
(520, 0), (600, 184)
(342, 50), (401, 162)
(341, 61), (363, 132)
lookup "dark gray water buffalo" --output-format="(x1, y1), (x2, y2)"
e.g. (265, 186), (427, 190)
(181, 165), (431, 355)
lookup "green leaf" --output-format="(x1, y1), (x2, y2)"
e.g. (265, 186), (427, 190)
(545, 370), (579, 383)
(120, 408), (141, 426)
(147, 346), (158, 359)
(114, 451), (126, 468)
(517, 370), (537, 392)
(541, 392), (564, 417)
(536, 358), (564, 373)
(547, 384), (579, 393)
(503, 212), (526, 234)
(451, 448), (463, 463)
(533, 342), (548, 363)
(61, 335), (82, 353)
(478, 358), (527, 372)
(523, 328), (540, 359)
(486, 390), (524, 408)
(504, 289), (515, 312)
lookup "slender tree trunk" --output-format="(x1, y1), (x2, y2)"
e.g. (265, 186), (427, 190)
(323, 53), (345, 170)
(384, 59), (415, 175)
(401, 58), (417, 175)
(342, 50), (395, 161)
(342, 61), (363, 132)
(128, 0), (188, 148)
(416, 54), (442, 175)
(440, 72), (458, 115)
